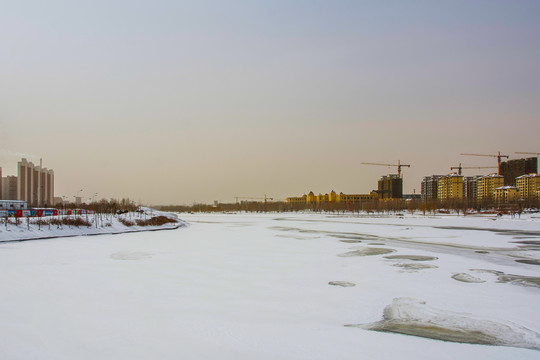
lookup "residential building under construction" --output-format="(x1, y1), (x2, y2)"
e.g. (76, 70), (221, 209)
(500, 157), (537, 186)
(377, 174), (402, 200)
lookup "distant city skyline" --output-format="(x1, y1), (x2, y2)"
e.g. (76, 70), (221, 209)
(1, 1), (539, 204)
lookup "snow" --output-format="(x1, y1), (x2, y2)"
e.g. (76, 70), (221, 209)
(0, 207), (186, 242)
(1, 212), (539, 359)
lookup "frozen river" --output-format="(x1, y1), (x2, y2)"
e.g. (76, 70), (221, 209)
(1, 212), (540, 359)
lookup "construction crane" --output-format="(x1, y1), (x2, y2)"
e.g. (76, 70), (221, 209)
(235, 194), (273, 204)
(360, 160), (410, 177)
(516, 152), (540, 156)
(450, 163), (498, 176)
(460, 152), (508, 175)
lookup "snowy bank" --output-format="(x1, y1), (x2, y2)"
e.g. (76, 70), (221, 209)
(0, 207), (187, 242)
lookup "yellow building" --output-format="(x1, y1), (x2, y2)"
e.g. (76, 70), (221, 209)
(338, 192), (379, 203)
(437, 173), (463, 201)
(286, 195), (307, 204)
(516, 173), (540, 200)
(494, 186), (519, 203)
(477, 174), (504, 201)
(286, 190), (378, 205)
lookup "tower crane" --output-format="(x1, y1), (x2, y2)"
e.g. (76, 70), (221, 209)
(360, 160), (410, 177)
(450, 163), (498, 176)
(460, 152), (508, 175)
(516, 152), (540, 156)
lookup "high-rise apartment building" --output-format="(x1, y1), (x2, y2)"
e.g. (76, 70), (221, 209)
(17, 158), (54, 207)
(421, 175), (443, 201)
(477, 174), (504, 201)
(516, 173), (540, 200)
(1, 176), (18, 200)
(437, 173), (463, 201)
(378, 174), (402, 200)
(500, 157), (537, 186)
(462, 176), (483, 200)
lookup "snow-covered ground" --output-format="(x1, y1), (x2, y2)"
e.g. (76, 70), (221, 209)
(0, 207), (185, 242)
(1, 212), (539, 359)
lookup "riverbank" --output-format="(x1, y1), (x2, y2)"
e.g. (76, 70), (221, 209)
(0, 208), (187, 242)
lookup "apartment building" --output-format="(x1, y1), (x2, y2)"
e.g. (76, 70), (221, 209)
(477, 174), (504, 201)
(1, 176), (18, 201)
(17, 158), (54, 207)
(437, 173), (463, 201)
(516, 173), (540, 200)
(421, 175), (443, 201)
(463, 176), (484, 200)
(494, 186), (520, 203)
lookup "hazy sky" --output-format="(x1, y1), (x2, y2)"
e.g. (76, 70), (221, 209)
(1, 1), (539, 204)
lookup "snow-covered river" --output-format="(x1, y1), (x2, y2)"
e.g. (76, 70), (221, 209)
(1, 212), (540, 359)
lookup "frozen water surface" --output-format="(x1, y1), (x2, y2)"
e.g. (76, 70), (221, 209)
(1, 212), (540, 359)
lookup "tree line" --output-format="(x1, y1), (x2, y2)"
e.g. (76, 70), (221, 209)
(157, 198), (539, 215)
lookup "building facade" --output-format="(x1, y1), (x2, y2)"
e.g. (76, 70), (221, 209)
(286, 190), (378, 205)
(516, 173), (540, 200)
(421, 175), (443, 201)
(378, 174), (402, 200)
(463, 176), (484, 200)
(437, 173), (463, 201)
(500, 157), (537, 186)
(494, 186), (519, 203)
(1, 176), (18, 201)
(477, 174), (504, 201)
(17, 158), (54, 207)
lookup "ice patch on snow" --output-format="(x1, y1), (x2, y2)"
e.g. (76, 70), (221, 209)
(338, 248), (396, 257)
(393, 263), (438, 271)
(498, 274), (540, 288)
(516, 259), (540, 266)
(329, 281), (356, 287)
(451, 273), (485, 283)
(349, 297), (540, 350)
(471, 269), (540, 288)
(384, 255), (438, 261)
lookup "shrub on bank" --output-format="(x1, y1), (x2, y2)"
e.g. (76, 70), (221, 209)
(135, 216), (177, 227)
(48, 217), (92, 227)
(118, 218), (135, 227)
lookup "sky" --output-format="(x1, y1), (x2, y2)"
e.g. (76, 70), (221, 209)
(1, 0), (539, 205)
